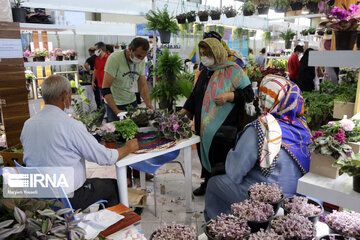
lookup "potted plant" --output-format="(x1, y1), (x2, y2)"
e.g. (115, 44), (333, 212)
(68, 49), (77, 60)
(145, 8), (179, 44)
(34, 49), (49, 62)
(210, 9), (222, 20)
(242, 1), (256, 16)
(325, 211), (360, 238)
(270, 0), (290, 13)
(231, 200), (275, 233)
(333, 153), (360, 193)
(290, 0), (303, 11)
(233, 27), (244, 41)
(319, 4), (360, 50)
(114, 41), (120, 49)
(127, 108), (151, 127)
(306, 0), (320, 13)
(198, 10), (209, 22)
(176, 13), (186, 24)
(23, 50), (34, 62)
(205, 214), (251, 239)
(248, 182), (284, 214)
(150, 223), (196, 240)
(11, 0), (26, 23)
(248, 229), (284, 240)
(308, 26), (316, 35)
(319, 235), (346, 240)
(186, 11), (196, 23)
(301, 29), (309, 36)
(257, 1), (270, 15)
(280, 29), (296, 49)
(326, 28), (332, 35)
(153, 113), (193, 140)
(113, 119), (138, 142)
(216, 25), (225, 37)
(262, 31), (271, 46)
(317, 29), (325, 36)
(223, 5), (237, 18)
(271, 214), (316, 240)
(283, 196), (324, 223)
(53, 48), (63, 61)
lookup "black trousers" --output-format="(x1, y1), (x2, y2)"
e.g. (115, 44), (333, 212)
(69, 178), (119, 211)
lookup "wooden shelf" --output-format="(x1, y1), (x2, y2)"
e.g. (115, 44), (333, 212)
(24, 60), (78, 67)
(19, 23), (75, 32)
(309, 51), (360, 68)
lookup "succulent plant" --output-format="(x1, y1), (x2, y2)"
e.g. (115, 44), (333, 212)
(248, 229), (284, 240)
(153, 113), (193, 140)
(271, 213), (316, 239)
(152, 223), (196, 240)
(325, 211), (360, 238)
(248, 182), (283, 203)
(284, 196), (322, 217)
(231, 200), (274, 222)
(207, 214), (251, 239)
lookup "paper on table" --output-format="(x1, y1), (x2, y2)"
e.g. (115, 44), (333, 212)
(78, 209), (124, 239)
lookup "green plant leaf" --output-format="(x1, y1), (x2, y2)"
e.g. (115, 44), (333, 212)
(14, 207), (26, 224)
(42, 218), (52, 234)
(0, 220), (13, 228)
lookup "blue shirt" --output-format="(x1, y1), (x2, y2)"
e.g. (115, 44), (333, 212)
(256, 54), (266, 67)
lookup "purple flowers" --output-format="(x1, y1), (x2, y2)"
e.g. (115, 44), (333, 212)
(231, 200), (274, 222)
(330, 4), (360, 20)
(153, 113), (193, 140)
(173, 123), (180, 132)
(313, 131), (324, 140)
(248, 229), (284, 240)
(325, 211), (360, 238)
(152, 223), (196, 240)
(207, 214), (251, 239)
(248, 182), (283, 203)
(271, 213), (316, 239)
(334, 129), (347, 144)
(284, 196), (322, 217)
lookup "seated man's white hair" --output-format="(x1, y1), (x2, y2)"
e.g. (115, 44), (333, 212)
(41, 75), (71, 103)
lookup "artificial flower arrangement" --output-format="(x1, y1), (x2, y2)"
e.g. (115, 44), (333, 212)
(283, 196), (323, 217)
(151, 223), (196, 240)
(248, 229), (284, 240)
(325, 210), (360, 238)
(320, 4), (360, 31)
(271, 213), (316, 240)
(153, 113), (194, 140)
(206, 213), (251, 239)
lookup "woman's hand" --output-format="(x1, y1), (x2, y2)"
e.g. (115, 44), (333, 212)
(214, 92), (234, 106)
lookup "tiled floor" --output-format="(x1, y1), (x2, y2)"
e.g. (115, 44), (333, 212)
(85, 149), (206, 239)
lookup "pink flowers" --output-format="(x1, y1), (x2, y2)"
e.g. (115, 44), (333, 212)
(271, 213), (316, 239)
(173, 123), (179, 132)
(325, 211), (360, 238)
(313, 131), (324, 140)
(330, 4), (360, 20)
(207, 214), (250, 239)
(101, 123), (115, 133)
(328, 122), (335, 126)
(334, 129), (347, 144)
(248, 182), (283, 203)
(340, 118), (355, 131)
(152, 223), (196, 240)
(231, 200), (274, 222)
(283, 196), (322, 217)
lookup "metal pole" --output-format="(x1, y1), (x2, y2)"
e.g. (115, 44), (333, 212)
(152, 0), (157, 109)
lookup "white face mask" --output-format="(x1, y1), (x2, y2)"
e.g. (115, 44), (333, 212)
(95, 49), (101, 56)
(130, 53), (143, 64)
(201, 56), (215, 67)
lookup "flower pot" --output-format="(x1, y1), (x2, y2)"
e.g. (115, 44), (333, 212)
(318, 234), (345, 240)
(34, 56), (45, 62)
(121, 45), (126, 50)
(104, 142), (116, 149)
(176, 17), (186, 24)
(243, 10), (254, 16)
(12, 8), (26, 23)
(291, 2), (303, 11)
(199, 15), (208, 22)
(353, 175), (360, 193)
(70, 55), (75, 60)
(204, 225), (249, 240)
(285, 40), (292, 49)
(310, 153), (339, 179)
(23, 57), (28, 62)
(27, 57), (33, 62)
(257, 6), (269, 15)
(187, 16), (196, 23)
(56, 56), (63, 61)
(357, 33), (360, 50)
(225, 12), (236, 18)
(334, 31), (357, 50)
(158, 29), (171, 44)
(247, 217), (273, 233)
(333, 101), (354, 119)
(114, 46), (120, 49)
(210, 13), (221, 20)
(283, 197), (324, 223)
(306, 2), (319, 13)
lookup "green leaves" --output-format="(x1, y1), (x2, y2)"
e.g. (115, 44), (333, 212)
(145, 8), (179, 34)
(113, 119), (138, 141)
(279, 29), (296, 41)
(14, 207), (26, 224)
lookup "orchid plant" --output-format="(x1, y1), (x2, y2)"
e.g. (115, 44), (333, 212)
(284, 196), (322, 217)
(325, 211), (360, 238)
(248, 229), (284, 240)
(207, 214), (251, 239)
(320, 4), (360, 31)
(153, 113), (193, 140)
(231, 200), (274, 222)
(248, 182), (283, 203)
(271, 213), (316, 239)
(23, 50), (34, 58)
(152, 223), (196, 240)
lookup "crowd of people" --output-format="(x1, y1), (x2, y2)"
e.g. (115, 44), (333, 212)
(21, 31), (320, 222)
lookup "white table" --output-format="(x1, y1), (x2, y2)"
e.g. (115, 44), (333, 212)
(297, 172), (360, 212)
(115, 135), (200, 212)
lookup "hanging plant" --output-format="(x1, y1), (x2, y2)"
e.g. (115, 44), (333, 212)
(232, 27), (244, 41)
(280, 29), (296, 49)
(249, 30), (257, 37)
(308, 26), (316, 35)
(317, 29), (325, 36)
(262, 31), (271, 46)
(306, 0), (320, 13)
(193, 23), (204, 35)
(223, 6), (237, 18)
(198, 10), (209, 22)
(215, 25), (225, 37)
(176, 13), (187, 24)
(186, 11), (196, 23)
(242, 1), (256, 16)
(258, 0), (270, 15)
(270, 0), (290, 13)
(210, 9), (222, 20)
(290, 0), (304, 11)
(179, 22), (190, 40)
(301, 29), (309, 36)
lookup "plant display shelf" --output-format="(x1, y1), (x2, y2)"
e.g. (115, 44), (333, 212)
(24, 60), (79, 67)
(19, 23), (75, 32)
(297, 172), (360, 212)
(308, 50), (360, 115)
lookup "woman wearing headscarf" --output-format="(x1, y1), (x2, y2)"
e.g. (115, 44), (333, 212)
(180, 38), (254, 196)
(204, 75), (312, 220)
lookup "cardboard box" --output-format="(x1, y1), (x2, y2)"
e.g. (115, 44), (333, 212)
(310, 153), (339, 179)
(128, 188), (147, 207)
(333, 101), (354, 119)
(0, 144), (24, 167)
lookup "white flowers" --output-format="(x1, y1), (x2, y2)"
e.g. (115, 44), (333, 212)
(340, 118), (355, 132)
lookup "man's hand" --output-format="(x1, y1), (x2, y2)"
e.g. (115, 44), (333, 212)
(125, 139), (139, 153)
(146, 103), (154, 110)
(214, 92), (231, 106)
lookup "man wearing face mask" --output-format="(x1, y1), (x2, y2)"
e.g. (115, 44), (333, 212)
(92, 42), (109, 92)
(20, 75), (139, 210)
(102, 37), (154, 122)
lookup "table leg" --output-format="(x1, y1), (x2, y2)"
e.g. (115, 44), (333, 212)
(140, 171), (146, 190)
(116, 165), (128, 206)
(184, 146), (193, 213)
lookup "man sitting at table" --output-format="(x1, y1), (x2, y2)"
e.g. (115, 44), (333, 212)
(20, 75), (139, 210)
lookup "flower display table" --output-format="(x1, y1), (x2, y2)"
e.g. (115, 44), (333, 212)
(297, 172), (360, 212)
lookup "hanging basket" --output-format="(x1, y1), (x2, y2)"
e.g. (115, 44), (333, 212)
(176, 17), (186, 24)
(210, 13), (221, 20)
(225, 11), (236, 18)
(306, 2), (319, 13)
(334, 31), (357, 50)
(257, 6), (269, 15)
(290, 2), (303, 11)
(187, 16), (196, 23)
(243, 10), (254, 16)
(285, 40), (292, 49)
(199, 15), (208, 22)
(158, 30), (171, 44)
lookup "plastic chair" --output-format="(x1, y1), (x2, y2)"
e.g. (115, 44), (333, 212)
(129, 150), (184, 217)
